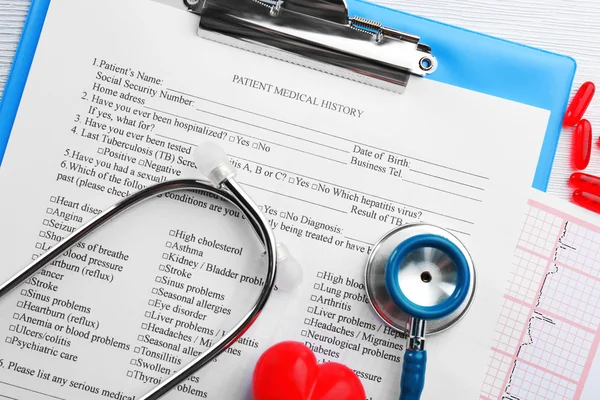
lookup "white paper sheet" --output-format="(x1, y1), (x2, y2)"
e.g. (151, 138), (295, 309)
(0, 0), (551, 398)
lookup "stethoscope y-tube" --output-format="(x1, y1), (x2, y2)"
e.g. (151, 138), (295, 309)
(0, 142), (301, 400)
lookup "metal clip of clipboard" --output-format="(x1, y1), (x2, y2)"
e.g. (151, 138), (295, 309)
(184, 0), (437, 93)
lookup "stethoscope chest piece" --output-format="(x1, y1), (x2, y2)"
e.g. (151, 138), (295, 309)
(365, 224), (476, 335)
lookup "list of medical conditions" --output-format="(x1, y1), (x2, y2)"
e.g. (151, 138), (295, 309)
(0, 2), (551, 398)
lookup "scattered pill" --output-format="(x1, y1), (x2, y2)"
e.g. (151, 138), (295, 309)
(564, 82), (595, 127)
(573, 190), (600, 214)
(572, 119), (592, 170)
(570, 172), (600, 195)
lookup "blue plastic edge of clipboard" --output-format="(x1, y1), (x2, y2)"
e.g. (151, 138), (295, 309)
(348, 0), (577, 192)
(0, 0), (577, 192)
(0, 0), (50, 166)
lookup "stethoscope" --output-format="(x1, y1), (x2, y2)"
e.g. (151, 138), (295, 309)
(0, 141), (475, 400)
(365, 224), (476, 399)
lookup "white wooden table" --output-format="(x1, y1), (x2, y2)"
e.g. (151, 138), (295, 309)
(1, 0), (599, 200)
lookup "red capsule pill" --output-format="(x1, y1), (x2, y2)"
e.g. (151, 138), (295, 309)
(573, 190), (600, 214)
(572, 119), (592, 170)
(570, 172), (600, 195)
(564, 82), (595, 127)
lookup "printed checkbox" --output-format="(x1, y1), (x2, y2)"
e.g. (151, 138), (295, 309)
(288, 177), (294, 184)
(9, 325), (15, 332)
(134, 347), (140, 353)
(42, 219), (50, 226)
(252, 143), (258, 149)
(5, 337), (12, 344)
(158, 265), (165, 271)
(138, 159), (144, 166)
(50, 196), (57, 202)
(137, 335), (144, 342)
(35, 243), (43, 249)
(148, 300), (155, 306)
(141, 323), (148, 330)
(313, 283), (320, 290)
(303, 318), (310, 325)
(166, 241), (172, 248)
(310, 295), (317, 301)
(307, 306), (314, 313)
(229, 136), (235, 142)
(169, 230), (176, 237)
(13, 313), (19, 319)
(126, 371), (133, 378)
(20, 289), (26, 296)
(311, 184), (318, 190)
(31, 254), (39, 261)
(317, 272), (324, 279)
(145, 311), (151, 318)
(301, 330), (307, 337)
(97, 148), (104, 155)
(46, 208), (53, 214)
(16, 302), (23, 308)
(130, 359), (137, 366)
(151, 288), (158, 295)
(162, 253), (169, 260)
(39, 231), (46, 238)
(155, 277), (161, 283)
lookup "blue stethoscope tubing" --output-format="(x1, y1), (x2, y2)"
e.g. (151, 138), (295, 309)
(365, 225), (476, 400)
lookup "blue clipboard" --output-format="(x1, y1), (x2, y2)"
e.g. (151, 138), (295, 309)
(0, 0), (576, 192)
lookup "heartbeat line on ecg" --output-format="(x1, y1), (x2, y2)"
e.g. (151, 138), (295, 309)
(503, 222), (572, 400)
(480, 202), (600, 400)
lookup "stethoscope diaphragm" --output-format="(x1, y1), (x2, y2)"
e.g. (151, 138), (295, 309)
(365, 223), (476, 335)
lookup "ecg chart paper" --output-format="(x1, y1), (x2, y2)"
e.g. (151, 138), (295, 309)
(480, 190), (600, 400)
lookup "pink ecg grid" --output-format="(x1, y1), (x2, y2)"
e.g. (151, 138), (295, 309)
(480, 199), (600, 400)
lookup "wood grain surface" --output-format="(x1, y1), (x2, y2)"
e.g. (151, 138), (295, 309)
(1, 0), (599, 200)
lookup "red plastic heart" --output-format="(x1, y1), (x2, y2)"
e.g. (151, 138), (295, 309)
(252, 341), (366, 400)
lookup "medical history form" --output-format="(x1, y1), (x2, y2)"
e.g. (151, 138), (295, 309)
(0, 0), (557, 398)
